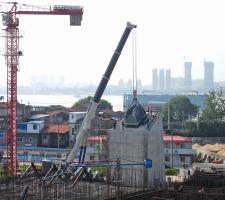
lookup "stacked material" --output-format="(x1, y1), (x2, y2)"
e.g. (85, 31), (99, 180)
(193, 143), (225, 156)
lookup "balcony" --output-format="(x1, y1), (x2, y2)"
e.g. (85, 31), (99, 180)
(164, 148), (197, 155)
(86, 147), (107, 154)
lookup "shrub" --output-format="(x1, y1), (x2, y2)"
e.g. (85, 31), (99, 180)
(165, 168), (179, 176)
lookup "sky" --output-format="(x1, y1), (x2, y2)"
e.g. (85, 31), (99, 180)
(1, 0), (225, 87)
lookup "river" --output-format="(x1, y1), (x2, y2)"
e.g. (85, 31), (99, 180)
(17, 94), (124, 111)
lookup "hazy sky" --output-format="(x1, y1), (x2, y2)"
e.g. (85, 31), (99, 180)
(1, 0), (225, 87)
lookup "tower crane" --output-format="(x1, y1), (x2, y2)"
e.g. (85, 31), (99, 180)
(0, 2), (83, 175)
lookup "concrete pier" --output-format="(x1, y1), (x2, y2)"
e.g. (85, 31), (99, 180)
(108, 115), (165, 188)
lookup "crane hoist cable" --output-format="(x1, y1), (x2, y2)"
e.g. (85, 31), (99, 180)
(132, 28), (137, 97)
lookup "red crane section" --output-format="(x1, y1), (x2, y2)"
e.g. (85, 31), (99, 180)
(1, 2), (83, 175)
(4, 3), (19, 176)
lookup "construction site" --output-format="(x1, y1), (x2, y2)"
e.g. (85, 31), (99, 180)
(1, 146), (225, 199)
(1, 1), (225, 200)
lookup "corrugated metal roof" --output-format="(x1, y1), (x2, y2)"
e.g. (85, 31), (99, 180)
(28, 121), (44, 124)
(163, 134), (192, 142)
(48, 110), (69, 116)
(29, 114), (49, 119)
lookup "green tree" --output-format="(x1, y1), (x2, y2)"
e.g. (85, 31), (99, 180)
(199, 89), (225, 136)
(201, 90), (225, 123)
(162, 95), (198, 122)
(72, 96), (113, 111)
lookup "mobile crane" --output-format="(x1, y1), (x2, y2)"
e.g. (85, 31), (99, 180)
(67, 22), (137, 163)
(19, 22), (153, 187)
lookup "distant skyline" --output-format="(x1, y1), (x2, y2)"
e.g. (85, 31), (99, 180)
(1, 0), (225, 88)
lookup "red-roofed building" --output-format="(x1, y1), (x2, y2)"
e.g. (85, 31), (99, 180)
(40, 124), (69, 148)
(163, 134), (196, 168)
(81, 129), (108, 162)
(163, 135), (192, 143)
(68, 111), (117, 147)
(87, 135), (107, 142)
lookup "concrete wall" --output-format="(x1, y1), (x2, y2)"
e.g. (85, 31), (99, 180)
(164, 154), (192, 168)
(108, 115), (165, 188)
(17, 133), (39, 147)
(146, 115), (165, 187)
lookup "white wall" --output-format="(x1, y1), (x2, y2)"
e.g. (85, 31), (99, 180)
(69, 112), (86, 123)
(27, 121), (44, 133)
(69, 112), (86, 146)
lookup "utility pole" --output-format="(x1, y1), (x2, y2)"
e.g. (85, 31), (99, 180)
(168, 103), (170, 130)
(168, 103), (173, 168)
(171, 130), (173, 168)
(196, 91), (199, 132)
(57, 120), (60, 149)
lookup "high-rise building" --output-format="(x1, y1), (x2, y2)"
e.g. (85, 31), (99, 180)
(159, 69), (164, 90)
(184, 62), (192, 89)
(204, 61), (214, 90)
(137, 79), (142, 93)
(152, 68), (158, 90)
(165, 69), (171, 91)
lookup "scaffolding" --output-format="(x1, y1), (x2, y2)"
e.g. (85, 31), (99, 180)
(1, 167), (225, 199)
(0, 165), (145, 200)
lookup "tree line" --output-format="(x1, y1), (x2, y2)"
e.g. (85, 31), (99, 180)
(162, 90), (225, 137)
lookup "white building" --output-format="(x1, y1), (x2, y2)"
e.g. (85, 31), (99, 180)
(17, 121), (44, 134)
(69, 112), (86, 146)
(17, 121), (45, 147)
(163, 135), (196, 168)
(184, 62), (192, 89)
(204, 61), (214, 90)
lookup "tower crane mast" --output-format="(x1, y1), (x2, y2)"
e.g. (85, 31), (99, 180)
(0, 2), (83, 175)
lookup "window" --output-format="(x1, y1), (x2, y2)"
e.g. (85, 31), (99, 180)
(17, 137), (23, 142)
(71, 114), (74, 119)
(90, 142), (95, 148)
(33, 124), (37, 130)
(165, 156), (170, 162)
(72, 128), (75, 135)
(42, 135), (47, 140)
(180, 156), (186, 162)
(181, 143), (184, 148)
(90, 155), (95, 160)
(165, 143), (170, 148)
(74, 124), (80, 132)
(0, 132), (4, 138)
(29, 138), (32, 143)
(176, 143), (180, 147)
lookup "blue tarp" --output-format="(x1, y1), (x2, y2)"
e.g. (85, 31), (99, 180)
(0, 145), (66, 152)
(0, 130), (4, 138)
(17, 123), (27, 130)
(18, 155), (28, 161)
